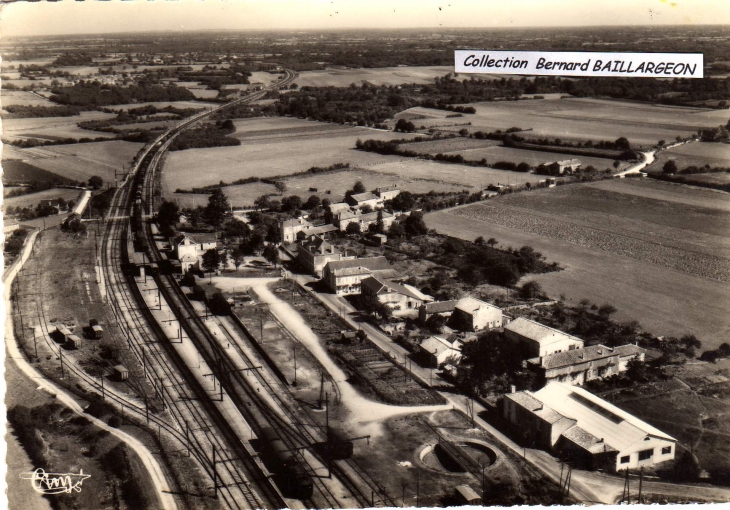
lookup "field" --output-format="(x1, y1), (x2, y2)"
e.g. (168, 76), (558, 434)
(646, 141), (730, 173)
(114, 119), (179, 130)
(405, 137), (501, 154)
(365, 158), (539, 190)
(2, 187), (82, 211)
(293, 66), (464, 87)
(397, 97), (730, 147)
(173, 168), (473, 208)
(449, 146), (626, 171)
(1, 90), (54, 108)
(161, 117), (418, 197)
(1, 111), (117, 141)
(105, 100), (216, 111)
(676, 172), (730, 185)
(3, 140), (144, 183)
(425, 178), (730, 350)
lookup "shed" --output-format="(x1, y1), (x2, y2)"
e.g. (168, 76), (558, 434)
(454, 485), (482, 505)
(57, 326), (73, 343)
(113, 365), (129, 381)
(92, 325), (104, 339)
(66, 334), (83, 350)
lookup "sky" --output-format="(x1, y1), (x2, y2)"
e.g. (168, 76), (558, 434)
(1, 0), (729, 38)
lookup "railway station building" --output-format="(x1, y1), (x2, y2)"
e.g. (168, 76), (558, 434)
(502, 382), (676, 471)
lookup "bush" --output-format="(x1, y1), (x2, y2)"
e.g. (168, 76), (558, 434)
(108, 415), (122, 428)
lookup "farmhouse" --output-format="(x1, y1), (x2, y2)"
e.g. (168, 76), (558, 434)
(346, 192), (380, 209)
(525, 344), (646, 386)
(375, 184), (401, 201)
(322, 256), (399, 295)
(419, 335), (463, 368)
(548, 159), (582, 175)
(38, 199), (66, 215)
(360, 276), (433, 316)
(419, 300), (457, 323)
(451, 297), (504, 331)
(504, 317), (584, 358)
(295, 224), (338, 241)
(297, 235), (347, 277)
(328, 202), (352, 215)
(502, 382), (676, 471)
(280, 217), (312, 243)
(169, 232), (218, 272)
(335, 210), (395, 232)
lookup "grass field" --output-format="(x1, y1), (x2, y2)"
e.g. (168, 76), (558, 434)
(161, 117), (418, 197)
(646, 141), (730, 173)
(1, 111), (117, 141)
(2, 187), (81, 211)
(397, 97), (730, 147)
(4, 140), (144, 183)
(172, 167), (474, 208)
(1, 90), (54, 108)
(365, 158), (539, 189)
(449, 146), (626, 171)
(293, 66), (468, 87)
(425, 178), (730, 350)
(676, 172), (730, 185)
(405, 137), (501, 154)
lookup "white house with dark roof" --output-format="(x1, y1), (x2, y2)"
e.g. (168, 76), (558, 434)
(503, 382), (676, 471)
(169, 232), (218, 272)
(334, 210), (395, 233)
(297, 235), (347, 277)
(504, 317), (584, 358)
(322, 256), (399, 295)
(526, 344), (646, 386)
(346, 192), (380, 209)
(451, 297), (504, 331)
(419, 300), (457, 323)
(279, 217), (312, 243)
(375, 185), (401, 201)
(360, 276), (432, 316)
(419, 335), (462, 368)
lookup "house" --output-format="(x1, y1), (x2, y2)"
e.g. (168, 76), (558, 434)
(375, 185), (401, 201)
(451, 297), (503, 331)
(280, 217), (313, 243)
(547, 159), (581, 175)
(366, 233), (388, 246)
(169, 232), (217, 273)
(297, 236), (344, 277)
(525, 344), (646, 386)
(360, 276), (432, 316)
(295, 224), (338, 241)
(419, 335), (462, 368)
(322, 256), (398, 295)
(328, 202), (352, 215)
(346, 192), (380, 210)
(502, 382), (676, 471)
(504, 317), (584, 358)
(335, 210), (395, 233)
(38, 199), (66, 215)
(418, 301), (457, 323)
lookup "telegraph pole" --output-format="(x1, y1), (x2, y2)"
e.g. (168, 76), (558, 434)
(293, 345), (297, 386)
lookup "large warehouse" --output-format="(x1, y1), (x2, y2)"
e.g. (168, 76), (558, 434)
(503, 382), (676, 471)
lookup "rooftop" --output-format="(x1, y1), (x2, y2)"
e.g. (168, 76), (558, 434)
(351, 192), (379, 202)
(326, 256), (392, 274)
(455, 296), (501, 315)
(420, 336), (461, 356)
(505, 317), (584, 347)
(535, 382), (675, 452)
(560, 425), (618, 454)
(422, 300), (457, 314)
(361, 276), (433, 302)
(526, 344), (642, 370)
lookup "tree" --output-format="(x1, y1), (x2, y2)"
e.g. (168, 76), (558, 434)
(262, 244), (280, 267)
(486, 238), (498, 248)
(346, 222), (361, 236)
(304, 195), (321, 210)
(208, 292), (232, 315)
(403, 211), (428, 237)
(680, 334), (701, 358)
(231, 248), (245, 271)
(240, 230), (265, 255)
(388, 222), (405, 239)
(395, 118), (416, 133)
(474, 236), (485, 246)
(204, 188), (231, 228)
(519, 281), (543, 300)
(352, 181), (366, 193)
(88, 175), (104, 189)
(157, 200), (180, 236)
(375, 209), (385, 233)
(663, 160), (678, 174)
(254, 195), (270, 211)
(281, 195), (303, 212)
(201, 249), (222, 280)
(613, 160), (621, 170)
(360, 204), (373, 214)
(626, 358), (650, 382)
(597, 303), (617, 320)
(614, 137), (631, 151)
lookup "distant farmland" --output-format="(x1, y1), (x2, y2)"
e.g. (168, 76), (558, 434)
(646, 141), (730, 173)
(397, 97), (730, 147)
(3, 187), (82, 212)
(294, 66), (470, 87)
(4, 140), (143, 183)
(161, 117), (418, 198)
(425, 178), (730, 350)
(1, 111), (116, 142)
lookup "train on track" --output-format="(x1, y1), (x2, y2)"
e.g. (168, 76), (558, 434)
(259, 426), (314, 500)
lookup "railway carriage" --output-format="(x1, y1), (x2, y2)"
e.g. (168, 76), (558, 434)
(259, 426), (314, 500)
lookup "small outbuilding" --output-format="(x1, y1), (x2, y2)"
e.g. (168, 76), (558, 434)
(113, 365), (129, 381)
(454, 485), (482, 505)
(91, 325), (104, 339)
(66, 334), (83, 350)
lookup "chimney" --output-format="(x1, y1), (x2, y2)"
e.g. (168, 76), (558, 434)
(510, 385), (516, 394)
(598, 438), (604, 443)
(539, 356), (543, 367)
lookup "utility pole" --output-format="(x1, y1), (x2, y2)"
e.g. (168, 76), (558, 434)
(318, 372), (325, 409)
(622, 468), (630, 504)
(100, 371), (105, 400)
(293, 345), (297, 386)
(212, 443), (218, 499)
(416, 468), (420, 508)
(638, 467), (643, 504)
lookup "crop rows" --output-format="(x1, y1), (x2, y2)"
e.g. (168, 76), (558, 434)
(454, 204), (730, 281)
